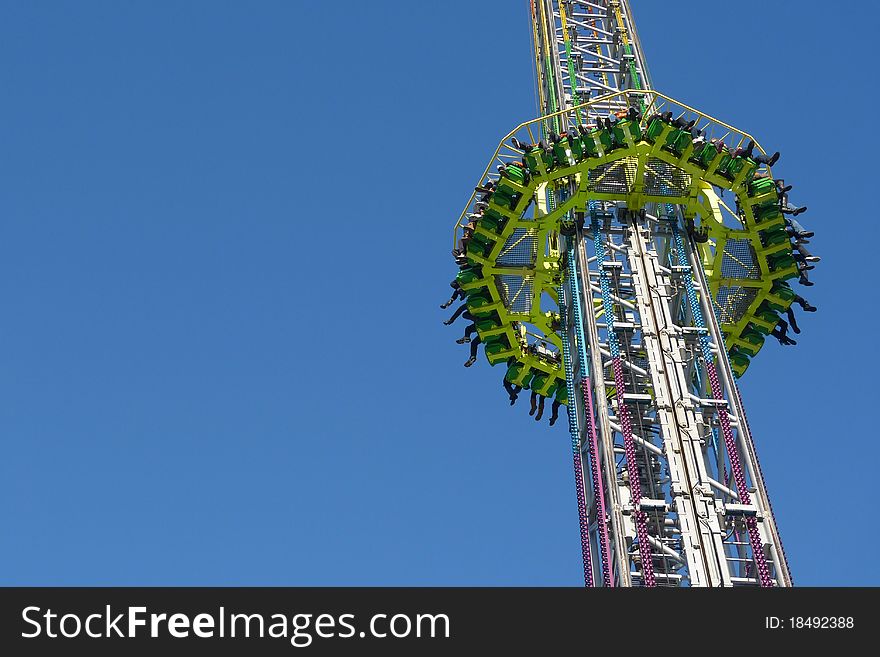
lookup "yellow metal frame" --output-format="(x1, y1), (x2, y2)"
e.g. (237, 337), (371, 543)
(455, 89), (796, 387)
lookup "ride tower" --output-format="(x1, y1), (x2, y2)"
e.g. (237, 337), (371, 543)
(448, 1), (811, 587)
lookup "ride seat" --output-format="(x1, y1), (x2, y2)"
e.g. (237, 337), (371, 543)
(644, 117), (668, 143)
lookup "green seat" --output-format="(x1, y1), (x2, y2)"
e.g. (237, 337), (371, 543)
(530, 372), (554, 396)
(715, 152), (733, 175)
(553, 378), (569, 406)
(524, 147), (553, 172)
(551, 140), (574, 168)
(580, 133), (600, 158)
(476, 317), (501, 333)
(592, 127), (613, 151)
(495, 180), (521, 201)
(737, 326), (766, 356)
(728, 347), (751, 377)
(504, 163), (527, 185)
(462, 286), (488, 299)
(478, 208), (507, 234)
(729, 347), (751, 368)
(748, 177), (777, 198)
(456, 266), (483, 287)
(466, 242), (488, 259)
(505, 361), (533, 388)
(489, 188), (518, 211)
(754, 201), (782, 224)
(466, 232), (495, 259)
(466, 292), (495, 313)
(612, 119), (641, 146)
(484, 336), (511, 358)
(753, 307), (780, 334)
(767, 251), (796, 272)
(766, 281), (796, 312)
(760, 226), (789, 247)
(644, 117), (666, 143)
(530, 371), (548, 385)
(725, 155), (757, 181)
(663, 128), (690, 155)
(693, 143), (719, 168)
(567, 134), (585, 160)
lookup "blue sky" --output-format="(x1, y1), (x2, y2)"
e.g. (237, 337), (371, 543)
(1, 0), (876, 586)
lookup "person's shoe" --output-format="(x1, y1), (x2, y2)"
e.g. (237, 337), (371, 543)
(549, 416), (557, 426)
(440, 302), (450, 309)
(799, 278), (814, 287)
(443, 319), (453, 326)
(529, 406), (536, 417)
(780, 184), (793, 193)
(805, 255), (821, 262)
(535, 411), (544, 421)
(455, 337), (470, 344)
(464, 358), (476, 367)
(792, 324), (801, 334)
(511, 137), (525, 150)
(796, 239), (811, 245)
(803, 304), (818, 312)
(799, 231), (815, 238)
(549, 131), (560, 143)
(509, 397), (517, 406)
(767, 151), (780, 166)
(792, 206), (807, 216)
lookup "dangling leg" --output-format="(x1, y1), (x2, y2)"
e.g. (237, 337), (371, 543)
(794, 294), (817, 312)
(529, 391), (538, 416)
(444, 302), (469, 325)
(464, 336), (481, 367)
(794, 242), (819, 262)
(503, 380), (521, 405)
(549, 399), (561, 426)
(754, 151), (779, 166)
(781, 202), (806, 216)
(534, 395), (545, 421)
(456, 322), (477, 344)
(786, 307), (801, 334)
(440, 283), (463, 309)
(772, 320), (797, 346)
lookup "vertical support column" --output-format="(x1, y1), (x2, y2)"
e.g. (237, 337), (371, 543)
(624, 210), (730, 586)
(526, 0), (791, 587)
(686, 234), (793, 587)
(558, 262), (594, 587)
(574, 231), (632, 586)
(671, 222), (777, 586)
(562, 232), (615, 587)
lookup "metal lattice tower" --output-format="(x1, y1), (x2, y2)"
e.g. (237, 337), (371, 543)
(450, 0), (801, 587)
(535, 0), (790, 587)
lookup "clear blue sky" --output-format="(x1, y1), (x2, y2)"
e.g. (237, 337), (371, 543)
(1, 0), (877, 586)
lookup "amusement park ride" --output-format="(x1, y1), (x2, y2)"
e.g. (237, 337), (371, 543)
(446, 1), (817, 587)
